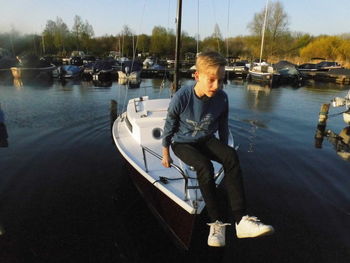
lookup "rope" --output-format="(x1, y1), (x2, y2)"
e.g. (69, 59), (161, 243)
(328, 109), (350, 118)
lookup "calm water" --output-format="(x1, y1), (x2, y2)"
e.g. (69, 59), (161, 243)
(0, 78), (349, 262)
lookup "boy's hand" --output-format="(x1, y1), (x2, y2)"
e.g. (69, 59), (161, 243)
(161, 147), (173, 168)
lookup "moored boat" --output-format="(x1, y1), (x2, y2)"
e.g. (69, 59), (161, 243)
(112, 96), (233, 249)
(111, 0), (237, 249)
(53, 65), (83, 79)
(117, 60), (142, 81)
(0, 48), (18, 80)
(248, 63), (278, 85)
(273, 60), (304, 86)
(11, 54), (55, 81)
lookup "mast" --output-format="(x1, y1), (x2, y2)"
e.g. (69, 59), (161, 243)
(226, 0), (230, 59)
(174, 0), (182, 92)
(259, 0), (269, 64)
(196, 0), (199, 55)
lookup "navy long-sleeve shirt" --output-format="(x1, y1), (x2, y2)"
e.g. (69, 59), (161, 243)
(162, 85), (229, 147)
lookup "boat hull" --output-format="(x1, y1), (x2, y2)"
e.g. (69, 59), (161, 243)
(126, 162), (197, 250)
(10, 65), (55, 80)
(248, 71), (278, 84)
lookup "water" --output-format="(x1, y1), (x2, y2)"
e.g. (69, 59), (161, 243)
(0, 78), (349, 262)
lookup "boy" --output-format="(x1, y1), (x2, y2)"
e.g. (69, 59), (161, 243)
(161, 51), (274, 247)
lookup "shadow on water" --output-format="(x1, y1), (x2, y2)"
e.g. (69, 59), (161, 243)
(0, 104), (8, 147)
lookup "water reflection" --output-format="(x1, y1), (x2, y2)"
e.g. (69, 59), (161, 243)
(327, 127), (350, 161)
(245, 83), (276, 112)
(118, 78), (141, 89)
(13, 78), (23, 89)
(12, 78), (54, 89)
(92, 80), (112, 88)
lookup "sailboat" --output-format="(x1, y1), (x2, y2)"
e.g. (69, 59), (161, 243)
(111, 0), (233, 250)
(247, 0), (277, 86)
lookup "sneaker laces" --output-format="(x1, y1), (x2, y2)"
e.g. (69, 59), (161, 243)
(207, 221), (231, 235)
(243, 216), (263, 226)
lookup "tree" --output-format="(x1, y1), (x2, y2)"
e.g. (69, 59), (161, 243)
(42, 17), (69, 54)
(150, 26), (168, 56)
(136, 34), (151, 54)
(226, 36), (251, 58)
(181, 32), (197, 57)
(71, 15), (94, 52)
(300, 36), (344, 61)
(247, 1), (290, 59)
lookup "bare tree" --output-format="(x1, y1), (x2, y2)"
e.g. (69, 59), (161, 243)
(247, 1), (290, 58)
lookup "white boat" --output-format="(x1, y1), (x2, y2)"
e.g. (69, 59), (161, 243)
(331, 90), (350, 124)
(117, 70), (141, 80)
(117, 60), (142, 81)
(143, 56), (154, 68)
(112, 96), (233, 249)
(247, 0), (277, 86)
(248, 63), (277, 84)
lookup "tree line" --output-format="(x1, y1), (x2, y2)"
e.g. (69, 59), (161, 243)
(1, 2), (350, 67)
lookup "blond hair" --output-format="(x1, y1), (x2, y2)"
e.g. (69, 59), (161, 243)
(195, 51), (227, 73)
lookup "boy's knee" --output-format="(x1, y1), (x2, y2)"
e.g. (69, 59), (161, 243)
(196, 162), (214, 184)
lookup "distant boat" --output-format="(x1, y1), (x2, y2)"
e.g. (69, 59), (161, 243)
(0, 48), (18, 80)
(83, 60), (114, 82)
(53, 65), (83, 79)
(273, 60), (304, 86)
(316, 61), (343, 71)
(247, 0), (276, 86)
(248, 62), (277, 85)
(143, 56), (155, 68)
(117, 60), (142, 81)
(10, 54), (55, 81)
(117, 78), (141, 88)
(298, 61), (343, 73)
(117, 70), (141, 80)
(225, 61), (248, 78)
(298, 63), (318, 72)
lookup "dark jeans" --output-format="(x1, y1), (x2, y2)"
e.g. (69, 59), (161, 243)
(172, 136), (246, 223)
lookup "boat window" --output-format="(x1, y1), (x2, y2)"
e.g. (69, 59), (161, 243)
(152, 128), (163, 140)
(125, 115), (133, 132)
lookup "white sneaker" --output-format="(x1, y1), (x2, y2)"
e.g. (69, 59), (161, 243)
(235, 215), (274, 238)
(207, 220), (231, 247)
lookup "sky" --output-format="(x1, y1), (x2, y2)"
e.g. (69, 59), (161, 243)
(1, 0), (350, 39)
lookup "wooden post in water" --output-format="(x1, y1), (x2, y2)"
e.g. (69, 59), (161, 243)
(314, 103), (330, 148)
(110, 100), (118, 129)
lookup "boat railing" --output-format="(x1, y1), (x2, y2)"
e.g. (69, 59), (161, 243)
(141, 145), (225, 201)
(141, 145), (189, 200)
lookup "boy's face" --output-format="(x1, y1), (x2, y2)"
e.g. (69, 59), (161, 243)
(195, 66), (225, 98)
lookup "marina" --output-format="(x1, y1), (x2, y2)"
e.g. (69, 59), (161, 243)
(1, 0), (350, 261)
